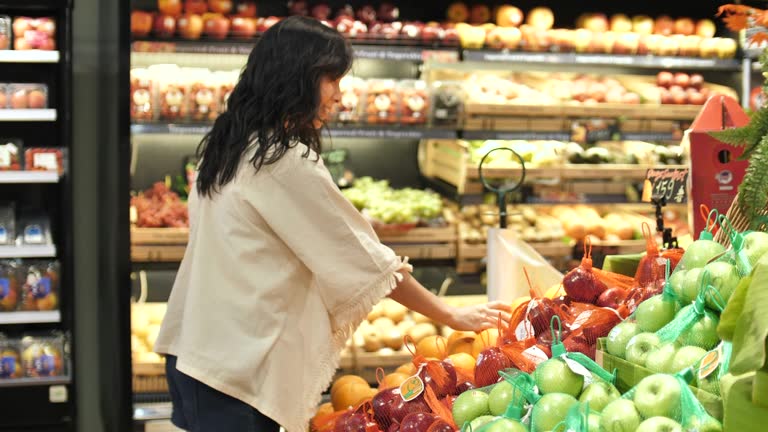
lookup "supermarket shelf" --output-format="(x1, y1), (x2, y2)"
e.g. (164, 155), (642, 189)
(462, 49), (742, 71)
(0, 375), (70, 388)
(0, 244), (56, 258)
(466, 164), (685, 181)
(0, 310), (61, 325)
(0, 50), (60, 63)
(131, 39), (459, 62)
(462, 130), (573, 141)
(131, 122), (458, 139)
(0, 109), (57, 122)
(0, 171), (59, 184)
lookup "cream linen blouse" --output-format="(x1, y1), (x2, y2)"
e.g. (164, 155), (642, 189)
(154, 142), (412, 432)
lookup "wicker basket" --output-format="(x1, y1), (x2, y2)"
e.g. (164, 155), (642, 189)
(713, 193), (768, 248)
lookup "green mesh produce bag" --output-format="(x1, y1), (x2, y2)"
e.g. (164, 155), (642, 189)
(694, 341), (733, 397)
(471, 371), (534, 432)
(550, 402), (602, 432)
(527, 317), (618, 432)
(457, 370), (537, 432)
(655, 272), (725, 352)
(627, 260), (681, 333)
(604, 370), (722, 432)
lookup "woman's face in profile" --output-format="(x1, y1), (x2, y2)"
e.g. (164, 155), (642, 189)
(315, 75), (342, 128)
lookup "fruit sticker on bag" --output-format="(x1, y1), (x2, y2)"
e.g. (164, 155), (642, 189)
(602, 370), (722, 432)
(694, 341), (732, 396)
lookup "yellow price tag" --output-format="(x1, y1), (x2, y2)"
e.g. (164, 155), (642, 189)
(399, 375), (425, 402)
(698, 347), (721, 380)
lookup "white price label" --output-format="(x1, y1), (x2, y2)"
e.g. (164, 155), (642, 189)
(49, 385), (67, 403)
(33, 153), (58, 170)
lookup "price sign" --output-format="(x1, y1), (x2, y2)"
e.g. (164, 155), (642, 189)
(642, 167), (689, 203)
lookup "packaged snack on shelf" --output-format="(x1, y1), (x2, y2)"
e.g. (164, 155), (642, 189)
(0, 203), (15, 245)
(8, 83), (48, 109)
(398, 79), (430, 125)
(151, 65), (187, 121)
(0, 139), (22, 170)
(0, 260), (20, 312)
(0, 84), (7, 108)
(19, 260), (59, 312)
(214, 70), (237, 114)
(12, 17), (55, 50)
(0, 15), (10, 50)
(430, 80), (464, 127)
(130, 68), (155, 122)
(20, 332), (65, 377)
(335, 75), (364, 123)
(17, 213), (52, 246)
(24, 148), (63, 174)
(0, 335), (22, 379)
(364, 79), (399, 124)
(186, 68), (218, 122)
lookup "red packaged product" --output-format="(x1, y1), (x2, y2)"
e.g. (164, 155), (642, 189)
(365, 79), (399, 124)
(0, 260), (20, 312)
(0, 15), (10, 50)
(24, 148), (63, 175)
(398, 80), (429, 125)
(130, 68), (154, 121)
(188, 74), (218, 122)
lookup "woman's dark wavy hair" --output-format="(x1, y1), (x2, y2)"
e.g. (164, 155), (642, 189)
(195, 16), (353, 197)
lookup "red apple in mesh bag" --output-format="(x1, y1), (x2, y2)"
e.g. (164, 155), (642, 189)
(563, 334), (596, 359)
(419, 360), (457, 398)
(372, 388), (431, 429)
(357, 5), (377, 25)
(184, 0), (208, 14)
(474, 346), (512, 387)
(153, 14), (177, 38)
(334, 411), (367, 432)
(428, 420), (454, 432)
(527, 297), (560, 335)
(596, 287), (628, 309)
(387, 423), (400, 432)
(400, 412), (438, 432)
(563, 264), (608, 304)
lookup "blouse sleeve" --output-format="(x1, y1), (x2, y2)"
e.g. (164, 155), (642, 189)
(241, 147), (412, 344)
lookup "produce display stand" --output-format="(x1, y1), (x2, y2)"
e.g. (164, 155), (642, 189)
(596, 338), (723, 420)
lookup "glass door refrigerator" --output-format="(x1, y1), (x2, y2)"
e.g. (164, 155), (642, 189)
(0, 0), (76, 431)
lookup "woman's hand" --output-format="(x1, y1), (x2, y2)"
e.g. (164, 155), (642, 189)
(447, 301), (513, 332)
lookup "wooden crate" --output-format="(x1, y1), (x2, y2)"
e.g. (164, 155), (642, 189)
(376, 224), (458, 260)
(133, 361), (168, 394)
(131, 227), (189, 263)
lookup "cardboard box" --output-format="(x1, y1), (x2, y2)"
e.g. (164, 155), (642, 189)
(685, 95), (750, 237)
(596, 338), (723, 420)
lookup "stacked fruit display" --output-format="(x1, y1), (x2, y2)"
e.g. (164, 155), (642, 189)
(447, 3), (737, 59)
(605, 229), (768, 394)
(349, 298), (439, 354)
(460, 71), (736, 108)
(4, 17), (56, 51)
(0, 260), (60, 313)
(656, 71), (709, 105)
(130, 302), (167, 364)
(341, 177), (445, 227)
(458, 204), (565, 245)
(130, 182), (189, 228)
(132, 0), (461, 45)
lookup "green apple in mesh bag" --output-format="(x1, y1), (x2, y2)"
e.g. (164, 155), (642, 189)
(482, 418), (527, 432)
(678, 306), (719, 350)
(531, 393), (578, 432)
(636, 416), (683, 432)
(606, 321), (641, 359)
(468, 415), (495, 431)
(578, 381), (621, 413)
(645, 342), (678, 374)
(452, 390), (491, 427)
(488, 380), (516, 416)
(669, 270), (687, 302)
(680, 268), (703, 305)
(738, 231), (768, 275)
(697, 261), (739, 311)
(685, 414), (723, 432)
(625, 332), (661, 366)
(679, 238), (725, 270)
(600, 399), (642, 432)
(670, 345), (707, 374)
(633, 374), (682, 419)
(635, 294), (678, 332)
(587, 413), (601, 432)
(534, 358), (584, 398)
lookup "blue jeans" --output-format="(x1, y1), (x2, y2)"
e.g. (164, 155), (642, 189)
(165, 355), (280, 432)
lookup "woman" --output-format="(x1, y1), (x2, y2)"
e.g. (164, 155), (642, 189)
(154, 16), (511, 432)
